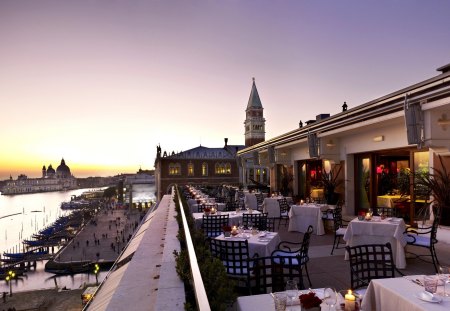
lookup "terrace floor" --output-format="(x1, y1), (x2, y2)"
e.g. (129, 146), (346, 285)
(228, 219), (450, 309)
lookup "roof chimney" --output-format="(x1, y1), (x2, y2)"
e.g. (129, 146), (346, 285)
(224, 138), (228, 147)
(437, 63), (450, 73)
(342, 102), (348, 112)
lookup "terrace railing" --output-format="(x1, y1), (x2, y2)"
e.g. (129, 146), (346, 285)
(175, 186), (211, 310)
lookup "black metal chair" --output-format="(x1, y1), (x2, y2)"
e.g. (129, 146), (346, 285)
(209, 238), (250, 290)
(330, 205), (348, 255)
(375, 206), (397, 217)
(404, 205), (441, 273)
(345, 243), (399, 290)
(271, 225), (313, 287)
(202, 214), (229, 238)
(277, 198), (291, 229)
(255, 193), (265, 211)
(249, 254), (305, 294)
(242, 212), (272, 231)
(197, 203), (207, 213)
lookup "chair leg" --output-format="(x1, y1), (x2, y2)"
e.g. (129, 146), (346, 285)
(304, 264), (312, 288)
(331, 235), (339, 255)
(431, 245), (440, 273)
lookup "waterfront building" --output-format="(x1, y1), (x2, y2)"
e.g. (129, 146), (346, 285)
(1, 158), (77, 195)
(154, 138), (244, 200)
(237, 63), (450, 223)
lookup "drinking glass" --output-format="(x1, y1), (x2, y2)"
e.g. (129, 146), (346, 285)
(439, 265), (450, 297)
(323, 287), (337, 310)
(273, 292), (287, 311)
(424, 275), (438, 294)
(285, 280), (298, 306)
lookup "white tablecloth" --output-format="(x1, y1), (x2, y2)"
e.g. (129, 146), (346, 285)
(193, 211), (261, 229)
(244, 193), (258, 210)
(362, 277), (450, 311)
(215, 232), (281, 257)
(343, 217), (407, 269)
(377, 195), (403, 208)
(288, 204), (327, 235)
(262, 197), (284, 218)
(189, 203), (226, 214)
(236, 289), (343, 311)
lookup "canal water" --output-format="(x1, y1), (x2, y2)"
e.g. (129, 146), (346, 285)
(0, 185), (155, 293)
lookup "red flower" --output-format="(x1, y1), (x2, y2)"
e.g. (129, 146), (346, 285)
(299, 292), (322, 309)
(222, 225), (232, 232)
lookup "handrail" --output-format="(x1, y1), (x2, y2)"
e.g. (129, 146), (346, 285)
(175, 186), (211, 310)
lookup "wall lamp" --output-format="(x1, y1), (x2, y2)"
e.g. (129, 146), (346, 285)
(373, 136), (384, 142)
(438, 113), (450, 130)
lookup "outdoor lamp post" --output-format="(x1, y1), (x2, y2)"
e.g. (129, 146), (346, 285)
(6, 270), (15, 296)
(93, 263), (100, 285)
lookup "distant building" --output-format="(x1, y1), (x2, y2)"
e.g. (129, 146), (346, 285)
(1, 158), (77, 195)
(154, 138), (244, 200)
(244, 78), (266, 147)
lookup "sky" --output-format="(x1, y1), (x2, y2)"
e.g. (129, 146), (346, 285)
(1, 0), (450, 179)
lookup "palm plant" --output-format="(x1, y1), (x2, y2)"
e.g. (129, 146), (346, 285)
(414, 155), (450, 225)
(321, 164), (343, 205)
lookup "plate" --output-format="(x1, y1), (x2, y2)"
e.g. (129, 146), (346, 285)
(415, 291), (442, 303)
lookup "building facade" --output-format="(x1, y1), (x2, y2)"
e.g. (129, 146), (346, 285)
(2, 158), (77, 195)
(154, 139), (244, 200)
(238, 63), (450, 222)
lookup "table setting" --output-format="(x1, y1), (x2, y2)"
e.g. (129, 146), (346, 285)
(362, 273), (450, 311)
(215, 229), (281, 257)
(343, 215), (407, 268)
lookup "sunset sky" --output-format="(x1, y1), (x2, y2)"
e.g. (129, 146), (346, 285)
(1, 1), (450, 179)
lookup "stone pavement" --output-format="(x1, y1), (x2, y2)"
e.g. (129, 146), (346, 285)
(55, 207), (143, 264)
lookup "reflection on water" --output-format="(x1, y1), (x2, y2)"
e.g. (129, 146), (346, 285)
(0, 185), (155, 293)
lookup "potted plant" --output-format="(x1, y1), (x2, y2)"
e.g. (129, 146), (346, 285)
(320, 164), (342, 205)
(414, 155), (450, 226)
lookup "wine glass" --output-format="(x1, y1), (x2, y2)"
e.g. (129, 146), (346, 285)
(285, 279), (298, 306)
(323, 287), (337, 310)
(439, 265), (450, 297)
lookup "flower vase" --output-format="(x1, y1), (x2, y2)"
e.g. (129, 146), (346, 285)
(224, 231), (231, 237)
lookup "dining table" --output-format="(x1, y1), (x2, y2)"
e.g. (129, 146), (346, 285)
(215, 231), (281, 257)
(262, 196), (292, 218)
(288, 204), (328, 235)
(362, 276), (450, 311)
(377, 194), (405, 208)
(192, 210), (261, 229)
(343, 216), (407, 269)
(236, 288), (344, 311)
(188, 202), (226, 214)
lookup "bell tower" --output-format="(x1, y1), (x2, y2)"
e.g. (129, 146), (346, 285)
(244, 78), (265, 147)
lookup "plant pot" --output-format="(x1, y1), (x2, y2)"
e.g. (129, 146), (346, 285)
(224, 231), (231, 237)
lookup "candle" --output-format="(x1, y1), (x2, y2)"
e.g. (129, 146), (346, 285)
(300, 200), (304, 205)
(231, 226), (238, 234)
(344, 290), (356, 311)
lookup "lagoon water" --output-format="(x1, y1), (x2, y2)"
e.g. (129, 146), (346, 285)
(0, 185), (155, 293)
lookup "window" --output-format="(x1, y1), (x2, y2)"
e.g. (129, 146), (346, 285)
(187, 162), (194, 176)
(168, 163), (181, 175)
(215, 162), (231, 174)
(202, 162), (208, 176)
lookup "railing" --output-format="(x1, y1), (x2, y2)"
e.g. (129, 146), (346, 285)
(175, 186), (211, 311)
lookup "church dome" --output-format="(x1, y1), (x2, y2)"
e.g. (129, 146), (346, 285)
(56, 158), (71, 178)
(47, 164), (56, 177)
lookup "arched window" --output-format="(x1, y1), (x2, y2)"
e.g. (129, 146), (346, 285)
(215, 162), (224, 174)
(169, 163), (181, 175)
(225, 163), (231, 174)
(187, 162), (194, 176)
(202, 162), (208, 176)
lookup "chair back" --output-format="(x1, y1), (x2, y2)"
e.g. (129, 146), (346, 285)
(209, 239), (250, 277)
(332, 205), (344, 231)
(299, 225), (313, 261)
(255, 193), (265, 205)
(197, 204), (206, 213)
(242, 213), (269, 231)
(277, 198), (290, 215)
(431, 205), (441, 244)
(202, 214), (229, 238)
(345, 243), (395, 289)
